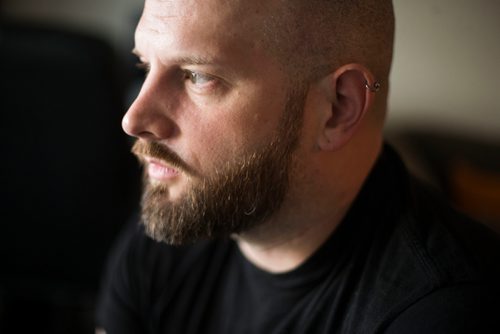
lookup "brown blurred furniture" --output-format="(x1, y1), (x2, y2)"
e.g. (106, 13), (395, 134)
(387, 128), (500, 231)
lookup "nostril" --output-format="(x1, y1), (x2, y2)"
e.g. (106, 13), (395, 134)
(136, 131), (160, 141)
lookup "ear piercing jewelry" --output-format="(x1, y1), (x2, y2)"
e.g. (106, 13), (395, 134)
(365, 81), (381, 93)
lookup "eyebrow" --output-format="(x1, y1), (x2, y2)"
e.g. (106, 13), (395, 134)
(131, 48), (219, 66)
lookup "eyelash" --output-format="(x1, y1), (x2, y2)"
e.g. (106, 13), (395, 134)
(184, 71), (214, 86)
(135, 62), (214, 87)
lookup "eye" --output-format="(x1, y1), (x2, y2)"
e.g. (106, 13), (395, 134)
(185, 71), (214, 86)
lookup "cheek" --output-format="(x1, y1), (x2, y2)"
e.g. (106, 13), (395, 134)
(183, 114), (274, 175)
(176, 114), (244, 173)
(178, 87), (287, 171)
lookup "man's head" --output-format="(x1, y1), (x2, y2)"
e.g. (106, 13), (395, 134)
(123, 0), (395, 245)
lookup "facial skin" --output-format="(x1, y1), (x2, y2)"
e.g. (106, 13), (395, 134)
(123, 0), (313, 244)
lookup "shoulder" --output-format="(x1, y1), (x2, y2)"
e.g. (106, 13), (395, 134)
(379, 145), (500, 284)
(353, 146), (500, 331)
(382, 283), (500, 334)
(403, 176), (500, 281)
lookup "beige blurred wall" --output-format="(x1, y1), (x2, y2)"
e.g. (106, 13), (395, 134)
(389, 0), (500, 139)
(3, 0), (499, 139)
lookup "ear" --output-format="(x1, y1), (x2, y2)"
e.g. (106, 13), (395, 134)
(317, 64), (377, 151)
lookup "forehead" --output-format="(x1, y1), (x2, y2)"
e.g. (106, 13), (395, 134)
(136, 0), (275, 62)
(141, 0), (261, 24)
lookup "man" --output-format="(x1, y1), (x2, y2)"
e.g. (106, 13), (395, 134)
(96, 0), (500, 333)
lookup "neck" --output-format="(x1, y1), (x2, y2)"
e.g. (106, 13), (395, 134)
(234, 136), (382, 273)
(234, 203), (350, 273)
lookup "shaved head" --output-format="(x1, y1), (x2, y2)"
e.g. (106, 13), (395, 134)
(262, 0), (395, 85)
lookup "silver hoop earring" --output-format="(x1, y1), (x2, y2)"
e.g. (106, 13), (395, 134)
(365, 81), (381, 93)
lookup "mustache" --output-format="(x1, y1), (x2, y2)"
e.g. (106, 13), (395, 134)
(131, 140), (196, 176)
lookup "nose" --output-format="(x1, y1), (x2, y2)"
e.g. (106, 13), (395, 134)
(122, 77), (177, 141)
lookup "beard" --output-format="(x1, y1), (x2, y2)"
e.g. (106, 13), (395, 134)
(132, 88), (307, 245)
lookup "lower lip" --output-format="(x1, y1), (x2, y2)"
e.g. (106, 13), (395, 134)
(147, 161), (180, 181)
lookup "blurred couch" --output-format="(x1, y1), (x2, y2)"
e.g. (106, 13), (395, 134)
(387, 128), (500, 232)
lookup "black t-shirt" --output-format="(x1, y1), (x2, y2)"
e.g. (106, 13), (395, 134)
(96, 145), (500, 333)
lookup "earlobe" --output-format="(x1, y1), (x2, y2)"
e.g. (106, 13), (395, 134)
(317, 64), (377, 151)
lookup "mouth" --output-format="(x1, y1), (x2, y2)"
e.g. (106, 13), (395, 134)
(145, 157), (181, 182)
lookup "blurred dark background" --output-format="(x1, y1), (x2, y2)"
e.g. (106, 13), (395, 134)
(0, 0), (499, 333)
(0, 0), (144, 333)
